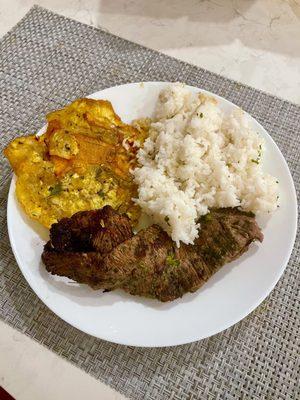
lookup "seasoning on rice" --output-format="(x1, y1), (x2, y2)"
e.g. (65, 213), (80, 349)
(133, 83), (279, 246)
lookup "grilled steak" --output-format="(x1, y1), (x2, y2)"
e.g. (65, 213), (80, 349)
(42, 207), (263, 302)
(49, 206), (133, 253)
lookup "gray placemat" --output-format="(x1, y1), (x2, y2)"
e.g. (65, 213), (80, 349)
(0, 6), (299, 400)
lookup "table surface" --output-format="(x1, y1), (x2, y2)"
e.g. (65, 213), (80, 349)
(1, 1), (299, 399)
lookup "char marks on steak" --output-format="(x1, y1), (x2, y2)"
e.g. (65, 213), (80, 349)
(42, 207), (263, 301)
(49, 205), (133, 253)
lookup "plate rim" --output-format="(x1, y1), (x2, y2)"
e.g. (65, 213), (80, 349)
(7, 81), (298, 347)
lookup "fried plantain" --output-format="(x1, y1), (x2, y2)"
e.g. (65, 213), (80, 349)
(4, 98), (148, 228)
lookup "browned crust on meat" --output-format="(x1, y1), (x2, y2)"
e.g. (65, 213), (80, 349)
(49, 205), (133, 253)
(42, 207), (263, 302)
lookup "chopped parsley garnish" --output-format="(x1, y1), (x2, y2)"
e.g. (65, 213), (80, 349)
(251, 145), (263, 165)
(166, 253), (180, 267)
(49, 183), (63, 196)
(200, 112), (204, 118)
(164, 215), (170, 226)
(97, 189), (106, 199)
(258, 145), (262, 158)
(203, 213), (212, 222)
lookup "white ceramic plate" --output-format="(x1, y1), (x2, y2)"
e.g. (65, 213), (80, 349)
(7, 82), (297, 347)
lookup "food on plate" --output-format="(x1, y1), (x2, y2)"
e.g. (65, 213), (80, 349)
(133, 83), (279, 245)
(42, 206), (263, 302)
(49, 206), (133, 253)
(5, 83), (280, 302)
(4, 98), (147, 228)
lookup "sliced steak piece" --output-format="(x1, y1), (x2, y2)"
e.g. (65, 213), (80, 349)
(42, 246), (103, 287)
(48, 205), (133, 253)
(42, 208), (263, 301)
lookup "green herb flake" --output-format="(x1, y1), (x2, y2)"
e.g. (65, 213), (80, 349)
(258, 149), (262, 157)
(164, 216), (170, 226)
(49, 183), (63, 196)
(166, 253), (180, 267)
(251, 159), (259, 164)
(202, 213), (212, 222)
(200, 112), (204, 118)
(97, 189), (106, 199)
(138, 261), (149, 271)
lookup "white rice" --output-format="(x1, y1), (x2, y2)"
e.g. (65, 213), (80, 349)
(133, 83), (279, 246)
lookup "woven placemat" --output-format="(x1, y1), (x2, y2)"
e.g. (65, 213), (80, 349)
(0, 6), (299, 400)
